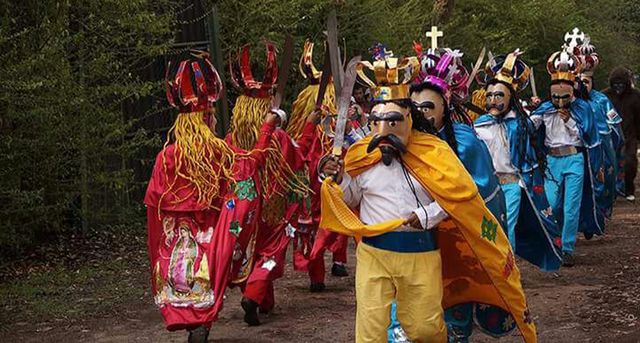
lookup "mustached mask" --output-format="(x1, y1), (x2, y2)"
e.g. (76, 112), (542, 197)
(550, 82), (573, 109)
(357, 44), (419, 166)
(367, 102), (412, 165)
(546, 47), (582, 109)
(485, 82), (511, 116)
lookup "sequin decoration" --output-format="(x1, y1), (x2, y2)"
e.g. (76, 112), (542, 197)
(261, 258), (276, 271)
(229, 221), (242, 236)
(234, 178), (257, 201)
(226, 199), (236, 209)
(285, 224), (296, 238)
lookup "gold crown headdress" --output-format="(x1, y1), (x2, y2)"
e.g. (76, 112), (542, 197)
(356, 43), (419, 102)
(485, 49), (531, 92)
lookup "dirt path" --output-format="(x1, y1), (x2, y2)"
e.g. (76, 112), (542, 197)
(2, 199), (640, 343)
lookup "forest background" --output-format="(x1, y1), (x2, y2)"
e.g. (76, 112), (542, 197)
(2, 0), (639, 256)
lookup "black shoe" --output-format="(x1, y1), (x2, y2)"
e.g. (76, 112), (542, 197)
(309, 282), (326, 292)
(331, 263), (349, 277)
(241, 297), (260, 326)
(584, 232), (594, 240)
(188, 325), (209, 343)
(562, 252), (575, 267)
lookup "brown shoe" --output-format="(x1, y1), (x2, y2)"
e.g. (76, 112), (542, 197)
(188, 326), (209, 343)
(241, 297), (260, 326)
(562, 252), (575, 267)
(331, 263), (349, 277)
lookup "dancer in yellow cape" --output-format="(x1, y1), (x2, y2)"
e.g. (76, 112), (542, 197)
(319, 48), (537, 342)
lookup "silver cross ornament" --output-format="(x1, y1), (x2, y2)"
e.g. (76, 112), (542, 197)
(564, 27), (585, 49)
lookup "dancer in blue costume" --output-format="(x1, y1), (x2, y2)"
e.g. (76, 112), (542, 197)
(410, 44), (507, 228)
(530, 47), (600, 267)
(388, 45), (513, 343)
(475, 50), (562, 272)
(570, 31), (620, 223)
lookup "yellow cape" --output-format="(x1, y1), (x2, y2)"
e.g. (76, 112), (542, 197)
(320, 131), (537, 342)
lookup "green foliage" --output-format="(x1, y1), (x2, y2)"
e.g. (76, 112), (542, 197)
(213, 0), (640, 99)
(2, 0), (640, 255)
(0, 0), (175, 255)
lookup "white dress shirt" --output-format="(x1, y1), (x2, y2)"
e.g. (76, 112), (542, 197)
(475, 111), (519, 174)
(339, 158), (448, 230)
(530, 110), (582, 148)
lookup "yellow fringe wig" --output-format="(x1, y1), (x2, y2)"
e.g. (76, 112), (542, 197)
(230, 95), (309, 199)
(467, 88), (487, 121)
(286, 83), (336, 140)
(160, 110), (236, 212)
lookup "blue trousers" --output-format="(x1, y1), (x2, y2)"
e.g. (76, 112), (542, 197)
(545, 154), (584, 254)
(500, 182), (522, 250)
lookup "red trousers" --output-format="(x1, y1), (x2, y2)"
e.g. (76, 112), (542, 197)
(307, 229), (349, 283)
(243, 280), (275, 312)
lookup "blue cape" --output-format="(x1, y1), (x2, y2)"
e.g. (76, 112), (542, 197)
(475, 114), (562, 271)
(438, 123), (507, 230)
(592, 89), (626, 196)
(532, 99), (604, 236)
(587, 90), (618, 217)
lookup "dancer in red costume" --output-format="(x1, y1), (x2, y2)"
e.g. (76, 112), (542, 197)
(145, 51), (282, 342)
(226, 42), (310, 326)
(286, 40), (352, 293)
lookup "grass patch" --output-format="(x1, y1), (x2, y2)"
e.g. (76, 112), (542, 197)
(0, 240), (149, 326)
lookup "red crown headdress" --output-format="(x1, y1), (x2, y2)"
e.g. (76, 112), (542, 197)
(574, 36), (600, 78)
(546, 47), (582, 83)
(299, 39), (325, 84)
(165, 50), (223, 113)
(228, 42), (278, 98)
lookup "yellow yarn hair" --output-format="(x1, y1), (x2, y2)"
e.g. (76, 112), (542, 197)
(467, 88), (487, 121)
(230, 95), (309, 199)
(286, 83), (336, 140)
(160, 110), (235, 211)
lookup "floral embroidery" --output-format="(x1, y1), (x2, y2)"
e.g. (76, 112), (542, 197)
(162, 216), (176, 247)
(523, 307), (533, 324)
(503, 251), (515, 278)
(502, 315), (515, 331)
(481, 216), (498, 243)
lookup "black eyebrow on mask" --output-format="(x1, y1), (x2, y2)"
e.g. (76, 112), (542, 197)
(369, 111), (405, 121)
(412, 101), (435, 109)
(551, 94), (571, 99)
(486, 91), (505, 96)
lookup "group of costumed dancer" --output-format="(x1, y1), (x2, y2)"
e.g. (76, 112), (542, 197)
(144, 24), (632, 342)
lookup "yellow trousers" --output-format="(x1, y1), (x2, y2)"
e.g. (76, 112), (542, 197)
(355, 242), (446, 343)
